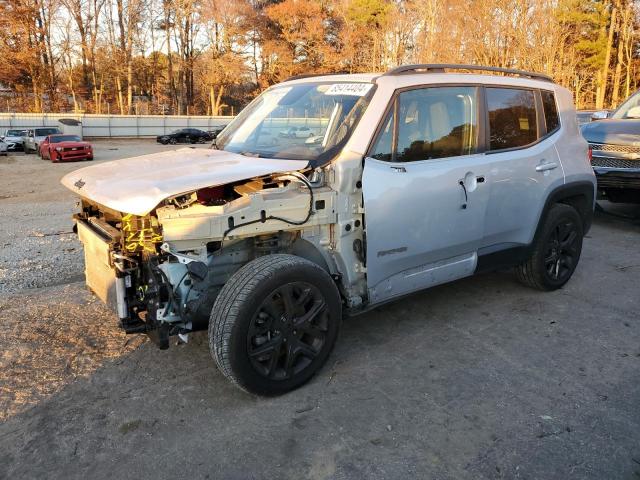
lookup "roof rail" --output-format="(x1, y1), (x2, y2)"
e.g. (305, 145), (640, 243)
(284, 71), (350, 82)
(384, 64), (553, 82)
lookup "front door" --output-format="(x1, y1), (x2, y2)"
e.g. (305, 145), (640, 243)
(362, 86), (490, 304)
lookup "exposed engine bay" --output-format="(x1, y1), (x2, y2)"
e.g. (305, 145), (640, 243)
(73, 169), (363, 349)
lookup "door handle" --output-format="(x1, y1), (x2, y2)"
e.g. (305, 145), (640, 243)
(535, 161), (558, 172)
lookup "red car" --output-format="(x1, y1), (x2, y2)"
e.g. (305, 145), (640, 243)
(39, 134), (93, 162)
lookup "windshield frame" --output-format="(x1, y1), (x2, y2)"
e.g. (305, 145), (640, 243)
(215, 81), (377, 167)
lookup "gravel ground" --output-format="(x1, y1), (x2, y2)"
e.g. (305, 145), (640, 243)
(0, 143), (639, 479)
(0, 140), (209, 294)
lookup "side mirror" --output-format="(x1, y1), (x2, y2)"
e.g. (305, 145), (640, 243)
(591, 110), (609, 121)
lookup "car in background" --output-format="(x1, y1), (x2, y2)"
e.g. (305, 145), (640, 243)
(156, 128), (212, 145)
(207, 125), (227, 139)
(2, 129), (27, 151)
(23, 127), (62, 154)
(581, 90), (640, 203)
(39, 134), (93, 162)
(278, 126), (315, 138)
(576, 111), (596, 126)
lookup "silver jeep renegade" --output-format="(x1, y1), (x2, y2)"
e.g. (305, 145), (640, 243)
(63, 64), (596, 395)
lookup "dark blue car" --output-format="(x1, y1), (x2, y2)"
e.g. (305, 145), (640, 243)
(581, 92), (640, 203)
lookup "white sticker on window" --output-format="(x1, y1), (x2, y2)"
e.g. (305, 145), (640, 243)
(324, 83), (373, 97)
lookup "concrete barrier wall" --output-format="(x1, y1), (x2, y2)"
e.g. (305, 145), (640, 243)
(0, 113), (234, 138)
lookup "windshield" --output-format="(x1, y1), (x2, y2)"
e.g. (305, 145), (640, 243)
(6, 130), (25, 136)
(50, 135), (81, 143)
(35, 128), (60, 136)
(611, 90), (640, 119)
(215, 82), (374, 165)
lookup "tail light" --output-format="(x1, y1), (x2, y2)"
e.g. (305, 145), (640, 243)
(588, 146), (592, 163)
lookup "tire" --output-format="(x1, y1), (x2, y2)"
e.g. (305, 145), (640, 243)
(169, 138), (177, 145)
(515, 203), (583, 291)
(209, 254), (342, 396)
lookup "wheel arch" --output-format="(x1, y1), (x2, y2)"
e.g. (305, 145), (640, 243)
(289, 238), (332, 274)
(538, 181), (595, 238)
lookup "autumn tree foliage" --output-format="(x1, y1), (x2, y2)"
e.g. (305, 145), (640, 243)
(0, 0), (637, 114)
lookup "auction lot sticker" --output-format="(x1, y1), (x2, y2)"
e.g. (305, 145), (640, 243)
(325, 83), (374, 96)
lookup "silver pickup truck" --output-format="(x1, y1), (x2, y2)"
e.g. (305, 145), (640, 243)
(23, 127), (62, 154)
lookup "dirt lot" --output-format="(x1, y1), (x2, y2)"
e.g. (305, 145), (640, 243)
(1, 141), (639, 479)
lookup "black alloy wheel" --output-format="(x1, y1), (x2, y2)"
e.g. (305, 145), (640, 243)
(516, 203), (584, 291)
(543, 219), (580, 283)
(247, 282), (329, 381)
(210, 254), (341, 395)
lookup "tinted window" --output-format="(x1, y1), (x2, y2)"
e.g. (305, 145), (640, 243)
(541, 90), (560, 133)
(50, 135), (81, 143)
(35, 128), (61, 136)
(487, 88), (537, 150)
(369, 86), (478, 162)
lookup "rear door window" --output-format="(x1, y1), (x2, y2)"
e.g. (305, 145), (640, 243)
(486, 88), (538, 150)
(541, 90), (560, 134)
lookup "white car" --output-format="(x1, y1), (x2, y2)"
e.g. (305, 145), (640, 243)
(63, 64), (595, 396)
(279, 126), (315, 138)
(2, 129), (27, 151)
(0, 139), (9, 156)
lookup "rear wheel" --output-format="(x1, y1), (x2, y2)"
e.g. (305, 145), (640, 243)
(516, 203), (583, 291)
(209, 254), (341, 396)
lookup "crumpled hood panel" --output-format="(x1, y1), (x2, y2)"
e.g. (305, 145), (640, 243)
(61, 148), (308, 215)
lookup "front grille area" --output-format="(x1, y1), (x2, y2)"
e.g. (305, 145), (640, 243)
(62, 146), (87, 152)
(597, 174), (640, 189)
(591, 156), (640, 169)
(589, 142), (640, 154)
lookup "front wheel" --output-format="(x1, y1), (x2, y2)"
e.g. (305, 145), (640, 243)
(209, 254), (342, 396)
(515, 203), (583, 291)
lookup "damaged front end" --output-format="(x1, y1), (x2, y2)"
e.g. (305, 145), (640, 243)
(75, 203), (180, 348)
(73, 168), (338, 350)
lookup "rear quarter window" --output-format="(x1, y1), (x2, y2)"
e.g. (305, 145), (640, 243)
(487, 87), (538, 150)
(541, 90), (560, 133)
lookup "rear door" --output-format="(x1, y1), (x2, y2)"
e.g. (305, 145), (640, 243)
(362, 85), (491, 304)
(479, 87), (564, 252)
